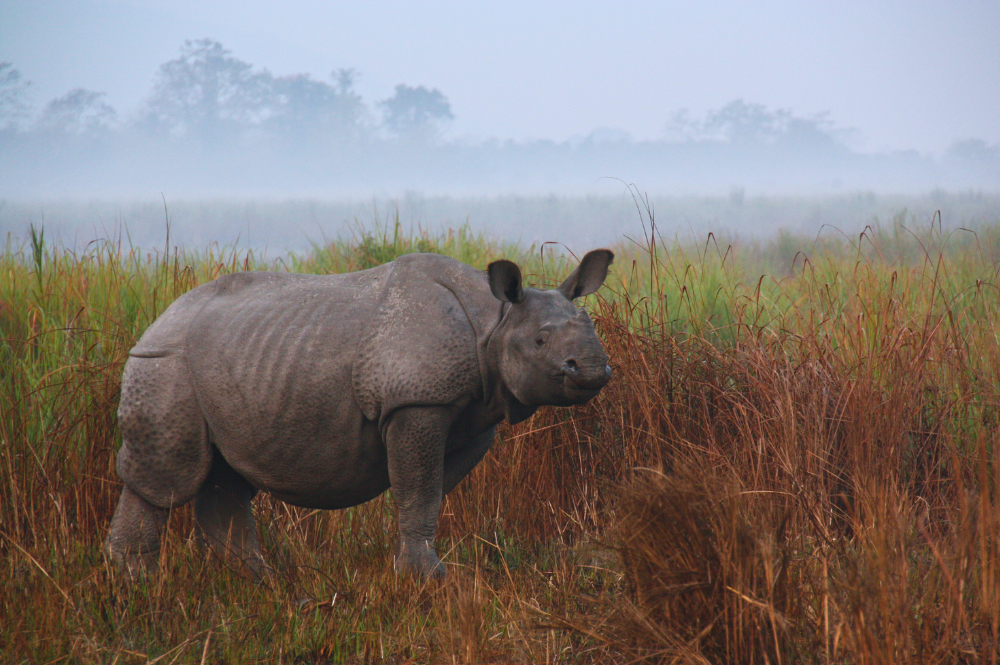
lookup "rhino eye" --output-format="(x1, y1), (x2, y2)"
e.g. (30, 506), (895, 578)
(535, 331), (549, 347)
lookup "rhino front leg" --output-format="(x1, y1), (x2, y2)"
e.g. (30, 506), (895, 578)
(385, 406), (451, 578)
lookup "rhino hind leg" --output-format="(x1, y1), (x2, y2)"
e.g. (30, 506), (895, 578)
(107, 354), (212, 576)
(194, 452), (267, 578)
(104, 485), (169, 576)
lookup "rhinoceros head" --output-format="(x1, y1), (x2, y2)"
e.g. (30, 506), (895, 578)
(487, 249), (614, 419)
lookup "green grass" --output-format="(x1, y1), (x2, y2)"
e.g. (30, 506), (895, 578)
(3, 208), (1000, 662)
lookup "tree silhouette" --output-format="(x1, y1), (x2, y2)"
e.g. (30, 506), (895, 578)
(265, 69), (367, 145)
(333, 68), (358, 95)
(136, 39), (368, 148)
(667, 99), (845, 152)
(947, 138), (998, 164)
(704, 100), (790, 145)
(379, 84), (453, 142)
(137, 39), (270, 143)
(0, 63), (32, 131)
(38, 89), (116, 135)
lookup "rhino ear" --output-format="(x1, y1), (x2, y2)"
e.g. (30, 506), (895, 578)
(558, 249), (614, 300)
(488, 259), (525, 303)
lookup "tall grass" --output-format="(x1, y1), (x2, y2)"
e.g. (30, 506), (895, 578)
(2, 210), (1000, 662)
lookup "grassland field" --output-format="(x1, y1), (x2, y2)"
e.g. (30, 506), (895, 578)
(3, 206), (1000, 663)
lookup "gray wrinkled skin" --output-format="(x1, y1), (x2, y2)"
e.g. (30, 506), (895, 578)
(105, 250), (614, 578)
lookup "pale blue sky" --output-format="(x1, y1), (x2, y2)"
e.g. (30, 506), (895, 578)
(2, 0), (998, 154)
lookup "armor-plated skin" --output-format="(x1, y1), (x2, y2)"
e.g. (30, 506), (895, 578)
(105, 250), (614, 578)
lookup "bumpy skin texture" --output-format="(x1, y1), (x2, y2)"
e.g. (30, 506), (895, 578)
(105, 250), (614, 578)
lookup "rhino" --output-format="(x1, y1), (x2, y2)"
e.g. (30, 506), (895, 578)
(105, 249), (614, 578)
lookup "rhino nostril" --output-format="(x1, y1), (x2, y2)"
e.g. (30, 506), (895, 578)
(564, 359), (578, 371)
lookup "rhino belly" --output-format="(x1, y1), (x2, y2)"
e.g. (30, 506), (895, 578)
(212, 408), (390, 510)
(188, 337), (391, 509)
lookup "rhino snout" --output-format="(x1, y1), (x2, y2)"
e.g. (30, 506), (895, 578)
(561, 360), (612, 390)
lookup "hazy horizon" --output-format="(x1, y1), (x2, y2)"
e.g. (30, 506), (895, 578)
(2, 1), (999, 249)
(4, 191), (997, 257)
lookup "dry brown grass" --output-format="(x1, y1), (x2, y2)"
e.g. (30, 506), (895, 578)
(3, 217), (1000, 662)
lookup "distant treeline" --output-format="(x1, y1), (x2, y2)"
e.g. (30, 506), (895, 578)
(1, 39), (998, 197)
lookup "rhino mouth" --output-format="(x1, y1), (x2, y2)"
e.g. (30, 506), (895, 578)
(562, 362), (612, 391)
(562, 368), (611, 402)
(563, 383), (602, 401)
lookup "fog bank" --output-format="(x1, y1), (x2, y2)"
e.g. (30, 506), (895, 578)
(4, 191), (998, 255)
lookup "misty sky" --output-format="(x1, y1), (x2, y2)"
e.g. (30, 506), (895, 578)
(2, 0), (999, 155)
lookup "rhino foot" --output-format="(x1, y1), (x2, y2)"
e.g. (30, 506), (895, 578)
(395, 538), (446, 579)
